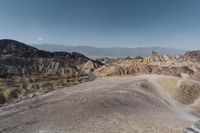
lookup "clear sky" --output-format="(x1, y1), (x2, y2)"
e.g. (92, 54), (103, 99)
(0, 0), (200, 49)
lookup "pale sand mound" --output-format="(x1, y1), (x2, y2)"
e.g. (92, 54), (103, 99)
(0, 75), (199, 133)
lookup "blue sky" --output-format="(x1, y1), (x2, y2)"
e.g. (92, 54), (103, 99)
(0, 0), (200, 49)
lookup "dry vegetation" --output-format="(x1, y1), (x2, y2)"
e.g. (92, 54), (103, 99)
(158, 76), (200, 106)
(0, 75), (90, 106)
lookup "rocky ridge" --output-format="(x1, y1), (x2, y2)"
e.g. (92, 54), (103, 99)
(185, 50), (200, 60)
(95, 52), (200, 81)
(0, 39), (103, 105)
(1, 39), (200, 107)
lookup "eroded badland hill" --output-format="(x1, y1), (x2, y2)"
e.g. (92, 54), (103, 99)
(0, 39), (200, 133)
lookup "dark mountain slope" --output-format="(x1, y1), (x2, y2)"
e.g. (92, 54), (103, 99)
(185, 50), (200, 60)
(0, 39), (103, 77)
(0, 39), (103, 105)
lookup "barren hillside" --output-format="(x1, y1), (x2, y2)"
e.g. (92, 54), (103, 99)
(0, 75), (199, 133)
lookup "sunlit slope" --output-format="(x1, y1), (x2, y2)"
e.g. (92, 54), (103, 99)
(158, 76), (200, 106)
(0, 75), (199, 133)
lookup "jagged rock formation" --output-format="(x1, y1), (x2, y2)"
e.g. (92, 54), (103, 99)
(185, 50), (200, 59)
(96, 54), (177, 65)
(95, 63), (194, 77)
(0, 39), (102, 77)
(0, 40), (200, 132)
(1, 39), (200, 107)
(95, 54), (200, 81)
(0, 39), (103, 105)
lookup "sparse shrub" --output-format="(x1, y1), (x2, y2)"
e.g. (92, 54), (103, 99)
(176, 82), (200, 104)
(3, 89), (18, 101)
(140, 80), (153, 89)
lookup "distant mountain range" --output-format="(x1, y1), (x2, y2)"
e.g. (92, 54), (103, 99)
(32, 44), (186, 58)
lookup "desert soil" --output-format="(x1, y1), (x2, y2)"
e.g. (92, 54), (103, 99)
(0, 75), (199, 133)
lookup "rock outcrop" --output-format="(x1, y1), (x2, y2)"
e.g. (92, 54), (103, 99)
(0, 39), (103, 105)
(185, 50), (200, 59)
(0, 39), (102, 77)
(95, 53), (200, 80)
(1, 40), (200, 106)
(95, 63), (194, 77)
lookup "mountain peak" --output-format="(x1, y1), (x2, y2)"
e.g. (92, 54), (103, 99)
(0, 39), (39, 56)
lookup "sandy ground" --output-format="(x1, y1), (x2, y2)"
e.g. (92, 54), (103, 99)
(0, 75), (199, 133)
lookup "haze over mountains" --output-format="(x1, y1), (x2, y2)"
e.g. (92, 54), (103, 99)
(32, 44), (185, 58)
